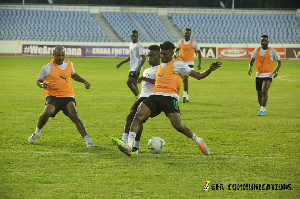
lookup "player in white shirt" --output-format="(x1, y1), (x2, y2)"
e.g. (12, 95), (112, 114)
(248, 35), (281, 116)
(116, 30), (146, 100)
(111, 45), (160, 154)
(175, 28), (202, 103)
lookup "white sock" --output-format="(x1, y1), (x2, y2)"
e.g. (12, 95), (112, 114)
(133, 141), (140, 149)
(191, 133), (201, 145)
(183, 91), (188, 97)
(122, 133), (128, 144)
(84, 135), (92, 143)
(127, 132), (136, 148)
(261, 106), (266, 111)
(35, 127), (41, 136)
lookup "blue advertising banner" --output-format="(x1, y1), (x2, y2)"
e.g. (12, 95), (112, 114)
(21, 44), (151, 57)
(22, 44), (84, 56)
(85, 46), (149, 58)
(85, 46), (130, 57)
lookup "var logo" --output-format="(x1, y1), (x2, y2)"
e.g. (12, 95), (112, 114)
(293, 50), (300, 58)
(286, 48), (300, 59)
(200, 47), (216, 58)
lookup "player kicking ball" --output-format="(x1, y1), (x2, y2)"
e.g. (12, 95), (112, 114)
(111, 45), (161, 154)
(118, 41), (221, 156)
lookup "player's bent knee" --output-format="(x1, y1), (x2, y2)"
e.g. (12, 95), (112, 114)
(133, 112), (147, 124)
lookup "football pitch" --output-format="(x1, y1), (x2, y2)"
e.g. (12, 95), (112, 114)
(0, 57), (299, 198)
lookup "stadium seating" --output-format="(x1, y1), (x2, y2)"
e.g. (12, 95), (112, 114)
(0, 9), (111, 42)
(168, 13), (300, 44)
(0, 8), (299, 44)
(102, 12), (150, 42)
(130, 13), (176, 43)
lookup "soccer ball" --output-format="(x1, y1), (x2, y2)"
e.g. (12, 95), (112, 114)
(147, 137), (165, 154)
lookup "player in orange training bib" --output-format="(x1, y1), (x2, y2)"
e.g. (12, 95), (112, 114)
(118, 41), (221, 157)
(248, 35), (281, 116)
(28, 46), (95, 147)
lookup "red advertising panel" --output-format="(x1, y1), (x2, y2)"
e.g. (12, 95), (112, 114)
(218, 48), (254, 59)
(218, 47), (285, 59)
(274, 48), (286, 59)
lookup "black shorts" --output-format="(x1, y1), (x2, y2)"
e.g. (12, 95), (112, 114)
(128, 97), (148, 123)
(143, 95), (180, 118)
(256, 77), (272, 91)
(128, 71), (140, 78)
(130, 97), (147, 112)
(45, 96), (76, 118)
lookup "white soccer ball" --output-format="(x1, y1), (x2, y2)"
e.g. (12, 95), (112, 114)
(147, 137), (165, 154)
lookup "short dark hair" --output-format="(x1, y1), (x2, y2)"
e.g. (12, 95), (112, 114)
(131, 30), (138, 34)
(185, 28), (191, 32)
(160, 41), (175, 51)
(54, 46), (65, 53)
(261, 35), (268, 39)
(148, 45), (160, 51)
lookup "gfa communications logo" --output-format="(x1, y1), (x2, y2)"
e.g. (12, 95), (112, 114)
(203, 181), (211, 192)
(203, 181), (292, 191)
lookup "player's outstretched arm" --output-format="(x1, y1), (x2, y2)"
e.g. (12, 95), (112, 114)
(189, 61), (221, 80)
(116, 56), (130, 69)
(71, 73), (90, 89)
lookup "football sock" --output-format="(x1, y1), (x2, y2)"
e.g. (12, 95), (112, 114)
(122, 133), (128, 144)
(133, 141), (140, 149)
(127, 132), (136, 148)
(183, 91), (188, 97)
(84, 135), (92, 143)
(35, 127), (41, 136)
(260, 106), (266, 111)
(191, 133), (201, 145)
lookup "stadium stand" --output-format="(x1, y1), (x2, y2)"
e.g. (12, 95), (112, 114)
(0, 8), (299, 44)
(168, 13), (300, 44)
(102, 12), (150, 42)
(0, 9), (111, 42)
(130, 13), (176, 43)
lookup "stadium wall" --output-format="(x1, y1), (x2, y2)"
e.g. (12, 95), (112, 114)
(1, 40), (299, 59)
(0, 4), (297, 15)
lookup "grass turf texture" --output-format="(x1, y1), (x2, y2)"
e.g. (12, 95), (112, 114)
(0, 57), (299, 198)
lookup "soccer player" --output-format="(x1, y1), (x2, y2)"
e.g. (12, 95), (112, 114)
(248, 35), (281, 116)
(116, 30), (146, 100)
(118, 41), (221, 156)
(111, 45), (160, 154)
(28, 46), (94, 147)
(175, 28), (201, 103)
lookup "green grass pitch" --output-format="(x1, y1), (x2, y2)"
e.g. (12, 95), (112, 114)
(0, 57), (299, 198)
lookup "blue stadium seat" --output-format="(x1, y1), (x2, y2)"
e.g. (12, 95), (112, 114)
(169, 13), (300, 44)
(0, 9), (111, 42)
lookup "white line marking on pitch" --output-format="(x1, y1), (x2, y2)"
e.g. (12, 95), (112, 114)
(276, 75), (299, 81)
(0, 150), (290, 159)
